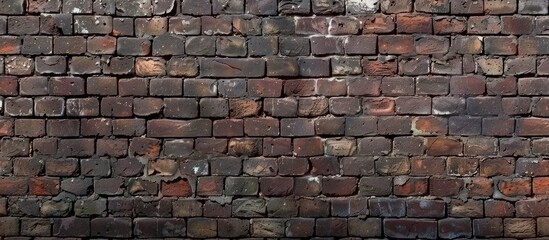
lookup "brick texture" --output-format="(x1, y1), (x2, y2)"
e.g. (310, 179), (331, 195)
(0, 0), (547, 238)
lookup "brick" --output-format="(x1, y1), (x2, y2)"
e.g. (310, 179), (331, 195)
(45, 158), (77, 177)
(55, 139), (94, 157)
(363, 56), (398, 76)
(31, 139), (56, 157)
(5, 56), (33, 76)
(536, 16), (549, 34)
(433, 16), (467, 34)
(518, 0), (548, 14)
(228, 138), (262, 157)
(448, 199), (484, 218)
(41, 14), (73, 35)
(310, 1), (344, 14)
(243, 157), (278, 176)
(370, 198), (405, 217)
(192, 141), (218, 157)
(53, 217), (90, 237)
(407, 199), (445, 218)
(84, 77), (116, 96)
(298, 98), (327, 116)
(0, 37), (20, 55)
(199, 98), (228, 117)
(15, 119), (45, 138)
(361, 14), (395, 33)
(53, 37), (85, 55)
(516, 199), (549, 217)
(0, 177), (27, 195)
(362, 98), (394, 116)
(320, 177), (355, 196)
(297, 198), (329, 217)
(102, 57), (134, 75)
(147, 159), (176, 177)
(152, 34), (185, 56)
(112, 119), (145, 136)
(329, 16), (360, 35)
(228, 99), (259, 119)
(501, 15), (534, 35)
(393, 136), (426, 156)
(161, 178), (192, 197)
(315, 218), (347, 237)
(439, 218), (472, 239)
(166, 58), (198, 77)
(117, 38), (150, 56)
(0, 0), (24, 14)
(8, 16), (39, 35)
(358, 175), (393, 196)
(309, 156), (339, 175)
(100, 97), (132, 117)
(202, 16), (232, 35)
(74, 15), (112, 35)
(90, 217), (132, 238)
(285, 218), (314, 237)
(504, 218), (536, 238)
(231, 16), (264, 36)
(260, 177), (293, 196)
(201, 58), (264, 78)
(381, 0), (412, 13)
(537, 58), (548, 76)
(181, 0), (211, 15)
(278, 157), (309, 176)
(397, 14), (432, 34)
(378, 35), (414, 54)
(485, 0), (516, 13)
(375, 157), (409, 175)
(331, 57), (362, 75)
(213, 219), (247, 237)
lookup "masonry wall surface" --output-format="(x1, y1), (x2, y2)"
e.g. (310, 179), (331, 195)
(2, 0), (549, 238)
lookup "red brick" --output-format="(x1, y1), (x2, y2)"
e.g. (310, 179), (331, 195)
(322, 177), (356, 196)
(278, 157), (309, 176)
(533, 177), (549, 195)
(450, 75), (485, 95)
(30, 177), (60, 196)
(393, 176), (428, 196)
(485, 200), (515, 217)
(517, 118), (549, 136)
(361, 14), (395, 33)
(362, 98), (395, 115)
(293, 137), (323, 157)
(480, 157), (515, 177)
(0, 177), (27, 195)
(363, 56), (398, 76)
(197, 176), (223, 196)
(161, 178), (192, 197)
(213, 119), (244, 137)
(474, 218), (503, 238)
(430, 177), (463, 197)
(260, 177), (293, 196)
(397, 14), (432, 33)
(449, 199), (483, 217)
(147, 119), (212, 137)
(433, 16), (467, 34)
(378, 35), (414, 54)
(410, 157), (445, 175)
(497, 177), (531, 197)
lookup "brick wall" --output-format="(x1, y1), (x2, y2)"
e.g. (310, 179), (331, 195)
(1, 0), (549, 238)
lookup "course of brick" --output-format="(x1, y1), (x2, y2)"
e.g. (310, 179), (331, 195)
(4, 0), (549, 238)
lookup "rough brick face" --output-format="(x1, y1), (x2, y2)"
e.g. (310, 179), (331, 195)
(1, 0), (549, 238)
